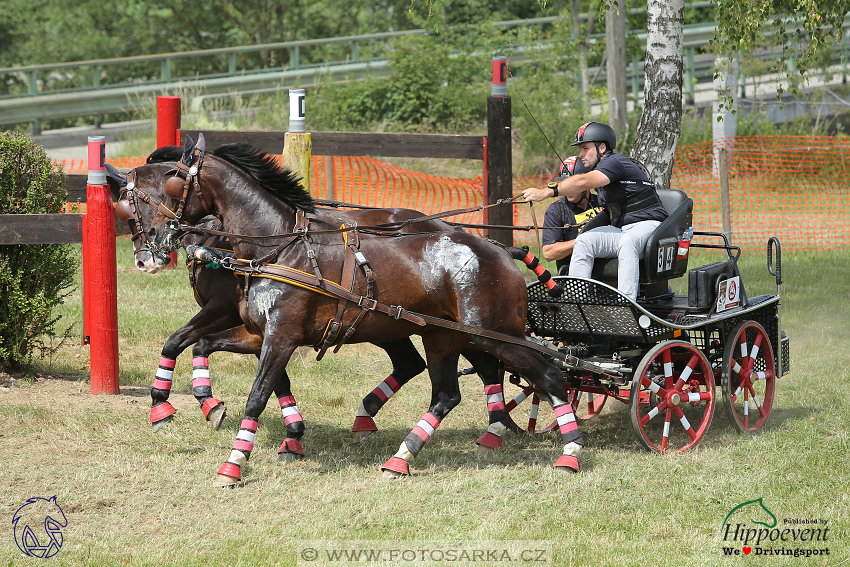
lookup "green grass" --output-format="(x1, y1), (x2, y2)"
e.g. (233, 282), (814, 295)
(1, 239), (848, 566)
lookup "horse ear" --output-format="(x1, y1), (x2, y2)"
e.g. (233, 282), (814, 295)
(181, 135), (196, 165)
(104, 163), (127, 187)
(196, 132), (206, 154)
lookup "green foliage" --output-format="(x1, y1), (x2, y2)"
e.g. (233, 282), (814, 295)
(284, 33), (494, 133)
(0, 132), (78, 370)
(711, 0), (849, 106)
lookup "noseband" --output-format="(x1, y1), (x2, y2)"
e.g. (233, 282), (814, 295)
(115, 170), (159, 253)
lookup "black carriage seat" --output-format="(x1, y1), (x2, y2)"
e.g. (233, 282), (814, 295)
(581, 188), (694, 297)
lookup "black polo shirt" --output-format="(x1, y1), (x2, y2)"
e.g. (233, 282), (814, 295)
(594, 153), (668, 227)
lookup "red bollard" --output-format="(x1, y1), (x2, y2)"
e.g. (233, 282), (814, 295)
(158, 96), (181, 268)
(86, 136), (119, 395)
(157, 96), (181, 148)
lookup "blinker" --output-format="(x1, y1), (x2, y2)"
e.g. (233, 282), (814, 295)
(115, 199), (134, 221)
(164, 176), (185, 199)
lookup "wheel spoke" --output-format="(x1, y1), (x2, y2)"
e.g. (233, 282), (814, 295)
(663, 349), (674, 389)
(639, 400), (668, 426)
(641, 375), (667, 398)
(527, 393), (540, 434)
(504, 387), (531, 412)
(674, 405), (698, 441)
(661, 408), (672, 452)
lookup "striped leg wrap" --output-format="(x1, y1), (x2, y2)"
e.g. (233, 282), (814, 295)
(278, 395), (305, 456)
(192, 357), (224, 420)
(362, 375), (402, 415)
(217, 418), (258, 481)
(476, 384), (507, 449)
(152, 356), (176, 393)
(150, 357), (177, 423)
(554, 402), (582, 445)
(192, 357), (213, 398)
(279, 395), (304, 435)
(404, 412), (441, 457)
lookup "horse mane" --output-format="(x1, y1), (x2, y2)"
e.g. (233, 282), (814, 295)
(147, 145), (183, 164)
(212, 143), (317, 213)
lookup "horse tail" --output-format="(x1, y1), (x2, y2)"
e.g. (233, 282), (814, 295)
(509, 246), (563, 298)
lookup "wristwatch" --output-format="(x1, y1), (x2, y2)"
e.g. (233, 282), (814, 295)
(547, 181), (559, 198)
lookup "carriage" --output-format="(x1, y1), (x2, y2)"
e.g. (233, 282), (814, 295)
(498, 188), (790, 453)
(119, 136), (791, 481)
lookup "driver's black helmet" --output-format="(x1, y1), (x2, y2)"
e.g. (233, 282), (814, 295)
(570, 121), (616, 151)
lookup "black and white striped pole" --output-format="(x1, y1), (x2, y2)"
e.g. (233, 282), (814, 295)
(486, 56), (513, 246)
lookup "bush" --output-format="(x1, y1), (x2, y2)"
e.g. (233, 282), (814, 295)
(0, 132), (78, 371)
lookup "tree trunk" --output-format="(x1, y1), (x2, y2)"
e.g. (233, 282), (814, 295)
(630, 0), (684, 192)
(606, 0), (628, 147)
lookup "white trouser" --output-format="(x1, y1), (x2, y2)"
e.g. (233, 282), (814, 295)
(568, 220), (661, 300)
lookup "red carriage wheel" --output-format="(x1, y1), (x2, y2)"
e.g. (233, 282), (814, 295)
(501, 367), (567, 435)
(629, 340), (715, 453)
(721, 320), (775, 433)
(569, 388), (608, 420)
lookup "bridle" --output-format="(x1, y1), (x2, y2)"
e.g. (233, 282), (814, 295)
(114, 141), (212, 259)
(114, 169), (163, 256)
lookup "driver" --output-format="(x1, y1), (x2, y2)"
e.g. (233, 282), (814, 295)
(541, 156), (600, 276)
(522, 121), (668, 300)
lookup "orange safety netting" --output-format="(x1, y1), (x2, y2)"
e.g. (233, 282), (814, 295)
(55, 135), (847, 252)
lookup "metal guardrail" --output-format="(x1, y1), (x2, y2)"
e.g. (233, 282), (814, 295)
(2, 11), (848, 129)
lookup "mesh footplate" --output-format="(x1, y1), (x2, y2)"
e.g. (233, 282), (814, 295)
(526, 277), (671, 341)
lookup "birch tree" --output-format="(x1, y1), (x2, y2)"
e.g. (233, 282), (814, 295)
(629, 0), (684, 192)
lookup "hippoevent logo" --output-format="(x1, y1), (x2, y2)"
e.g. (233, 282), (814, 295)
(720, 498), (831, 558)
(12, 496), (67, 559)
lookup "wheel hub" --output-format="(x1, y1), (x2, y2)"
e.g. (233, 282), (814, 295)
(669, 392), (681, 406)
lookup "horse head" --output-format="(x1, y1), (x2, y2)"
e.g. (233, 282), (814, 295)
(141, 135), (312, 267)
(107, 148), (185, 273)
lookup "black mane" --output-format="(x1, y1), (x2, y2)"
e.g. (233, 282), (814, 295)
(147, 145), (184, 164)
(212, 143), (316, 213)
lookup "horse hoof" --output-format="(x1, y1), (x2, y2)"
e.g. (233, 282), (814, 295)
(151, 415), (173, 433)
(214, 474), (243, 488)
(382, 469), (407, 479)
(475, 444), (497, 455)
(353, 429), (376, 443)
(277, 451), (304, 462)
(207, 404), (227, 431)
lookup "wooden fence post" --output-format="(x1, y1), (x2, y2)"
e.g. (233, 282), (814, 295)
(719, 147), (732, 239)
(486, 56), (513, 246)
(86, 136), (119, 395)
(282, 89), (311, 190)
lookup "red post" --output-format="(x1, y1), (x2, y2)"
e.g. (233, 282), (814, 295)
(156, 95), (181, 267)
(86, 136), (119, 394)
(156, 96), (181, 149)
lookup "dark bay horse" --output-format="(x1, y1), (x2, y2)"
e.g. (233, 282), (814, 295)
(136, 138), (583, 484)
(109, 148), (509, 458)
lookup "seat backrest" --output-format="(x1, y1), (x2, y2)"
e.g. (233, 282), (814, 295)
(656, 188), (688, 215)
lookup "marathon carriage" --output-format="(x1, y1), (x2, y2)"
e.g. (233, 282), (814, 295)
(500, 188), (790, 452)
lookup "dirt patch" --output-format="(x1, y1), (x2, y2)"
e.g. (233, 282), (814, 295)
(0, 372), (197, 416)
